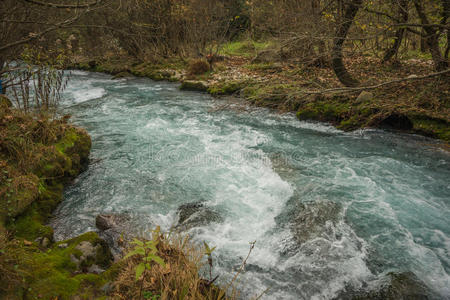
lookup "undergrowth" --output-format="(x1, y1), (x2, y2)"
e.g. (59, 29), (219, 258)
(113, 228), (259, 300)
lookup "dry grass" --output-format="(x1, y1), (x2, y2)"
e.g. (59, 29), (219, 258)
(0, 233), (23, 295)
(113, 231), (227, 300)
(0, 104), (68, 171)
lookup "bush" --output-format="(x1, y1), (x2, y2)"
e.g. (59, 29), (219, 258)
(188, 59), (210, 75)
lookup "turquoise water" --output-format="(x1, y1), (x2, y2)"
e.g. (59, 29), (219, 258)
(51, 71), (450, 299)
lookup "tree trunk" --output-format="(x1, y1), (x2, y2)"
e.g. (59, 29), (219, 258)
(414, 0), (448, 71)
(442, 0), (450, 60)
(331, 0), (362, 87)
(383, 0), (408, 63)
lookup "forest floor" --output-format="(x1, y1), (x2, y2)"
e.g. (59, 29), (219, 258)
(73, 40), (450, 142)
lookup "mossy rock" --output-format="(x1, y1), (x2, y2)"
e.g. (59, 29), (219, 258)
(207, 81), (243, 96)
(6, 232), (114, 299)
(180, 80), (208, 92)
(55, 127), (91, 174)
(66, 232), (114, 270)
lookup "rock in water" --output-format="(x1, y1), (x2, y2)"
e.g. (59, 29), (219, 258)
(290, 201), (341, 244)
(176, 202), (223, 230)
(95, 214), (132, 260)
(337, 272), (433, 300)
(95, 214), (130, 231)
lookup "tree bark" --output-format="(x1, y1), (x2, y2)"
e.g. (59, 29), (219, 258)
(442, 0), (450, 60)
(331, 0), (362, 87)
(383, 0), (408, 63)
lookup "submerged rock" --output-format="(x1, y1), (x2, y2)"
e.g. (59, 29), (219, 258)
(338, 272), (433, 300)
(290, 200), (342, 244)
(176, 202), (223, 230)
(95, 214), (130, 231)
(95, 214), (132, 260)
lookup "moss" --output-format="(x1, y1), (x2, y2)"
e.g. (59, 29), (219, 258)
(220, 40), (273, 57)
(55, 127), (91, 173)
(0, 174), (40, 220)
(180, 81), (208, 92)
(245, 62), (281, 71)
(207, 81), (243, 96)
(17, 232), (112, 299)
(8, 208), (54, 240)
(410, 116), (450, 141)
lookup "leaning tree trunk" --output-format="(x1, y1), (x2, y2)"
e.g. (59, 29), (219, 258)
(383, 0), (408, 63)
(331, 0), (362, 87)
(442, 0), (450, 60)
(414, 0), (448, 71)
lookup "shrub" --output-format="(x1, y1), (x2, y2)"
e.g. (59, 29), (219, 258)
(188, 59), (210, 75)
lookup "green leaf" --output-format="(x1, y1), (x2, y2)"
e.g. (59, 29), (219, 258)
(124, 247), (145, 259)
(151, 255), (166, 267)
(130, 239), (144, 246)
(145, 254), (165, 267)
(135, 263), (145, 281)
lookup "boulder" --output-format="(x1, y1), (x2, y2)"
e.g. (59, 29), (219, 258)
(95, 214), (130, 231)
(176, 202), (223, 231)
(180, 81), (208, 92)
(356, 91), (374, 103)
(338, 272), (434, 300)
(95, 214), (132, 260)
(289, 201), (341, 244)
(68, 233), (113, 272)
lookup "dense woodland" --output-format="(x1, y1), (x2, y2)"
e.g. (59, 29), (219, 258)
(1, 0), (449, 90)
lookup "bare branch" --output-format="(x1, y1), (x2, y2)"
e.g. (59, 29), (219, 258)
(21, 0), (100, 9)
(297, 69), (450, 95)
(0, 15), (80, 52)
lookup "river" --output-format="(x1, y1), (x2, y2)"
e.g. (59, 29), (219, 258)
(50, 70), (450, 299)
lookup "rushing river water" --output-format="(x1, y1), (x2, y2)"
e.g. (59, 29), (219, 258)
(51, 71), (450, 299)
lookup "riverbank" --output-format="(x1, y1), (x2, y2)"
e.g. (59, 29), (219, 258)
(71, 42), (449, 142)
